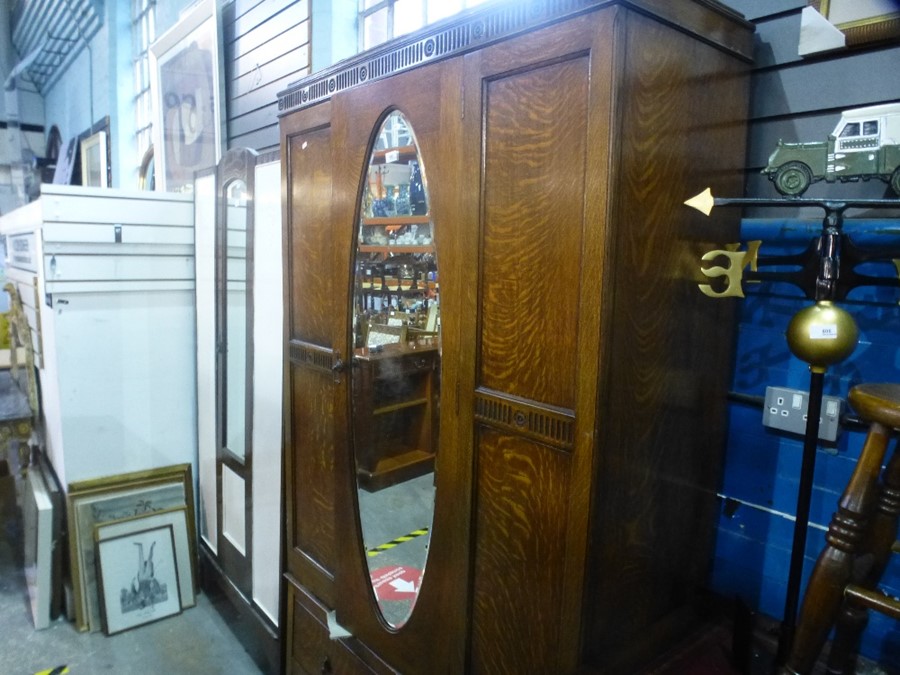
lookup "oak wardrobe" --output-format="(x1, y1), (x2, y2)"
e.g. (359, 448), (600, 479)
(279, 1), (752, 672)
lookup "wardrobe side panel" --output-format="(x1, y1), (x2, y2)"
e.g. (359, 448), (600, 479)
(584, 11), (750, 671)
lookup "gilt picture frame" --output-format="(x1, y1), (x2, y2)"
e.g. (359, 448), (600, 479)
(811, 0), (900, 46)
(79, 131), (108, 187)
(66, 464), (195, 632)
(96, 524), (182, 634)
(149, 0), (224, 192)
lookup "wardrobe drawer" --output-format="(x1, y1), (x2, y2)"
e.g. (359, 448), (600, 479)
(287, 580), (387, 675)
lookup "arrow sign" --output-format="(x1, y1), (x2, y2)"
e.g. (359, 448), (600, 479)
(389, 578), (417, 594)
(370, 565), (422, 602)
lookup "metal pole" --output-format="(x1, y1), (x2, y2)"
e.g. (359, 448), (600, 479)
(777, 367), (826, 665)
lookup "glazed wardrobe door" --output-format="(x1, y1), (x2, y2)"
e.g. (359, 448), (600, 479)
(330, 56), (473, 675)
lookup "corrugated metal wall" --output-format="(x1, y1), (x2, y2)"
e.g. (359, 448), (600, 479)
(715, 0), (900, 667)
(221, 0), (310, 153)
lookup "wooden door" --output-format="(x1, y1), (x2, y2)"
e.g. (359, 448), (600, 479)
(329, 58), (471, 675)
(457, 10), (619, 673)
(282, 100), (341, 607)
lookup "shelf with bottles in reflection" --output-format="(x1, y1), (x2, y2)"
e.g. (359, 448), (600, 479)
(351, 114), (440, 493)
(355, 135), (438, 348)
(359, 143), (431, 251)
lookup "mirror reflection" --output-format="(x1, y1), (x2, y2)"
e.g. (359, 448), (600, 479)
(351, 111), (438, 628)
(225, 179), (248, 461)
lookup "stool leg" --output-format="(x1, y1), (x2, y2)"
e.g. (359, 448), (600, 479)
(826, 437), (900, 674)
(783, 422), (893, 675)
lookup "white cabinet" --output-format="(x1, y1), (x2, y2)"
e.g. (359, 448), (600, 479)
(0, 185), (196, 488)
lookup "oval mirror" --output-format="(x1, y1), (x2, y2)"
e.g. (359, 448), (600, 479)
(225, 178), (248, 461)
(351, 111), (438, 628)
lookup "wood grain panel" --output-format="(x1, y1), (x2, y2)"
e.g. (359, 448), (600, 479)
(287, 119), (333, 346)
(583, 11), (748, 669)
(288, 364), (336, 578)
(283, 101), (339, 605)
(471, 427), (571, 674)
(480, 56), (589, 410)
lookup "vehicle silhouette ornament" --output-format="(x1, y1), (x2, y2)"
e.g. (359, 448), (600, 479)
(762, 102), (900, 196)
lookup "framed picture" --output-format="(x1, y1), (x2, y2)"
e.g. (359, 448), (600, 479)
(23, 469), (53, 629)
(79, 131), (108, 187)
(95, 506), (196, 613)
(66, 464), (195, 632)
(811, 0), (900, 46)
(149, 0), (224, 193)
(96, 524), (182, 634)
(35, 449), (65, 622)
(52, 136), (78, 185)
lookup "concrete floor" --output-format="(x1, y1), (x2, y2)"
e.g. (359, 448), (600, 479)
(0, 470), (264, 675)
(358, 472), (434, 628)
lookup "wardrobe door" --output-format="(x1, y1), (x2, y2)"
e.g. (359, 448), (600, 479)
(459, 11), (618, 674)
(330, 58), (470, 675)
(282, 100), (340, 606)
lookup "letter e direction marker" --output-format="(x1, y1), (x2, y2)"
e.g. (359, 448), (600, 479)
(685, 187), (900, 302)
(699, 241), (762, 299)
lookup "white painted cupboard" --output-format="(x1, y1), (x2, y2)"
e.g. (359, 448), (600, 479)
(0, 185), (197, 488)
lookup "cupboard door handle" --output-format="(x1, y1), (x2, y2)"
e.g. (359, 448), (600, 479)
(332, 358), (346, 373)
(320, 656), (333, 674)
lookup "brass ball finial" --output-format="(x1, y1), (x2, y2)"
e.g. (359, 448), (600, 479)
(786, 300), (859, 370)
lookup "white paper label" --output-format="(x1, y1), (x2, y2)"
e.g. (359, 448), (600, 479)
(809, 324), (838, 340)
(385, 150), (400, 164)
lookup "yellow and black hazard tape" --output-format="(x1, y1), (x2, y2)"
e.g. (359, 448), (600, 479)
(367, 527), (429, 557)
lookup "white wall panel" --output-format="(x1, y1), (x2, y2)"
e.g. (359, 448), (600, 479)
(194, 173), (218, 551)
(250, 159), (282, 625)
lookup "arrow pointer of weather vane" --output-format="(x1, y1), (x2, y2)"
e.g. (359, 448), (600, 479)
(686, 187), (900, 665)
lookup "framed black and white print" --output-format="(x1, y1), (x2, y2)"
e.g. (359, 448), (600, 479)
(94, 506), (196, 612)
(96, 524), (182, 634)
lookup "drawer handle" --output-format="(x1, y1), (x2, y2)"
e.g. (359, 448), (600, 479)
(320, 656), (333, 674)
(414, 358), (427, 369)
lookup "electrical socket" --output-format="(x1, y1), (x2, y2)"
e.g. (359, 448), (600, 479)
(762, 386), (844, 442)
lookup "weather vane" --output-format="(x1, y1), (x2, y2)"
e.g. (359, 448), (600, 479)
(686, 187), (900, 664)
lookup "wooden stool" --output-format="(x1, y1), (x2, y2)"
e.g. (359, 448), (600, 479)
(783, 383), (900, 674)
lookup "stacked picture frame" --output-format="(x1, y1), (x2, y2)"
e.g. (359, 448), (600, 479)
(65, 464), (197, 634)
(22, 448), (64, 630)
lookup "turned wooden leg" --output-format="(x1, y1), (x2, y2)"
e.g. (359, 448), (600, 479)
(783, 422), (893, 675)
(825, 438), (900, 674)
